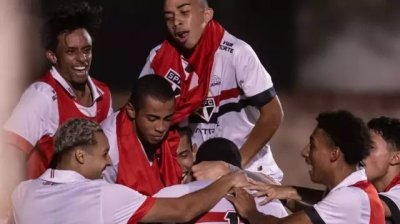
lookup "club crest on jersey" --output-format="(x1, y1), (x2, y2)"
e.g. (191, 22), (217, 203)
(165, 69), (181, 96)
(195, 97), (216, 122)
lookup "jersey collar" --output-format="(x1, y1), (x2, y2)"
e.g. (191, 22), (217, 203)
(50, 66), (104, 101)
(40, 168), (87, 184)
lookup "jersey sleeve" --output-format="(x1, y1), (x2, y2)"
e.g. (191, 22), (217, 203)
(101, 183), (155, 223)
(3, 83), (55, 153)
(101, 113), (119, 183)
(255, 198), (288, 218)
(154, 185), (187, 198)
(233, 42), (276, 105)
(379, 185), (400, 220)
(139, 45), (162, 78)
(311, 187), (368, 224)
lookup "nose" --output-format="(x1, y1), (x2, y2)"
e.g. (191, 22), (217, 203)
(173, 15), (182, 28)
(76, 51), (87, 62)
(155, 120), (167, 133)
(301, 144), (310, 158)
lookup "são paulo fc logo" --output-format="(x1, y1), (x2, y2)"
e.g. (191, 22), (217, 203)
(195, 97), (216, 122)
(165, 69), (181, 96)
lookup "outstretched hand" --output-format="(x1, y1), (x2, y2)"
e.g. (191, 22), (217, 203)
(247, 179), (301, 205)
(226, 187), (259, 219)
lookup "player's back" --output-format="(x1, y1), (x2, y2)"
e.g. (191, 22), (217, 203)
(155, 180), (288, 223)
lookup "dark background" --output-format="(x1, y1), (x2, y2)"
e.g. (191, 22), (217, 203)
(40, 0), (296, 91)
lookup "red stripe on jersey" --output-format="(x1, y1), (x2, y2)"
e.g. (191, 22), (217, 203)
(383, 174), (400, 192)
(128, 197), (156, 224)
(214, 87), (241, 106)
(3, 130), (34, 154)
(352, 180), (385, 224)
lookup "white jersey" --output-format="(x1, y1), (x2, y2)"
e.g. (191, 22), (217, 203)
(141, 31), (283, 181)
(101, 111), (121, 183)
(12, 169), (154, 224)
(3, 67), (113, 153)
(307, 169), (378, 224)
(379, 181), (400, 223)
(155, 180), (288, 223)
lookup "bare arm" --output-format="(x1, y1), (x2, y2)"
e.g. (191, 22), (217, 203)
(227, 188), (312, 224)
(140, 171), (248, 223)
(240, 96), (283, 167)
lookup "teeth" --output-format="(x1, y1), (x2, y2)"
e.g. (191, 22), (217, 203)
(74, 66), (86, 70)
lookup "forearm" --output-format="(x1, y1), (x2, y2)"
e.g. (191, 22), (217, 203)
(241, 97), (283, 166)
(141, 173), (239, 223)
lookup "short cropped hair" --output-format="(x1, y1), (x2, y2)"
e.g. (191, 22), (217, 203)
(129, 75), (175, 111)
(42, 1), (102, 51)
(177, 126), (193, 148)
(368, 116), (400, 152)
(196, 138), (241, 168)
(316, 110), (371, 165)
(50, 118), (103, 168)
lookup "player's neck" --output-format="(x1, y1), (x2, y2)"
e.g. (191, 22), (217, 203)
(373, 168), (400, 192)
(70, 82), (93, 106)
(327, 164), (357, 190)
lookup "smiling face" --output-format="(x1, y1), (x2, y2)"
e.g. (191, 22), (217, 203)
(302, 128), (336, 186)
(46, 28), (92, 85)
(131, 96), (175, 145)
(163, 0), (213, 51)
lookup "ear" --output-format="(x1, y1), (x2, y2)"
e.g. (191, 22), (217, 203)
(74, 148), (85, 164)
(389, 151), (400, 166)
(126, 102), (136, 120)
(203, 7), (214, 23)
(330, 147), (341, 162)
(46, 50), (57, 64)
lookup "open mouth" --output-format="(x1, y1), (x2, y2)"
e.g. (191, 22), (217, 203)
(175, 31), (189, 43)
(73, 66), (88, 76)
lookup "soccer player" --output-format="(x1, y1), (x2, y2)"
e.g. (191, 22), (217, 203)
(227, 111), (385, 224)
(140, 0), (284, 181)
(11, 118), (248, 224)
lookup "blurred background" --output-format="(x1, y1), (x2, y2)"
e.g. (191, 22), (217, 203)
(2, 0), (400, 190)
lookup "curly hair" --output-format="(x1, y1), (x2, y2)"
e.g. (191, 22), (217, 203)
(368, 116), (400, 152)
(129, 75), (175, 111)
(316, 110), (371, 165)
(50, 118), (103, 168)
(42, 1), (102, 51)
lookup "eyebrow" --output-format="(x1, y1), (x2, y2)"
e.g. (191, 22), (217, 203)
(164, 3), (190, 13)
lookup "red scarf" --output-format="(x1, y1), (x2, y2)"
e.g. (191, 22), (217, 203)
(151, 20), (224, 124)
(352, 180), (385, 224)
(383, 173), (400, 192)
(115, 107), (182, 195)
(27, 72), (110, 179)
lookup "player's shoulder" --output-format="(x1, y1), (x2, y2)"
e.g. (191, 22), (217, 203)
(25, 81), (56, 98)
(220, 31), (251, 52)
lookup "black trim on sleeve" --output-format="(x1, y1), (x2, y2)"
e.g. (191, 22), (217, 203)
(304, 207), (326, 224)
(247, 87), (276, 108)
(189, 87), (277, 124)
(379, 194), (400, 224)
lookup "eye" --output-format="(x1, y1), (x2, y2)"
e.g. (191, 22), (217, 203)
(147, 116), (157, 122)
(83, 47), (92, 54)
